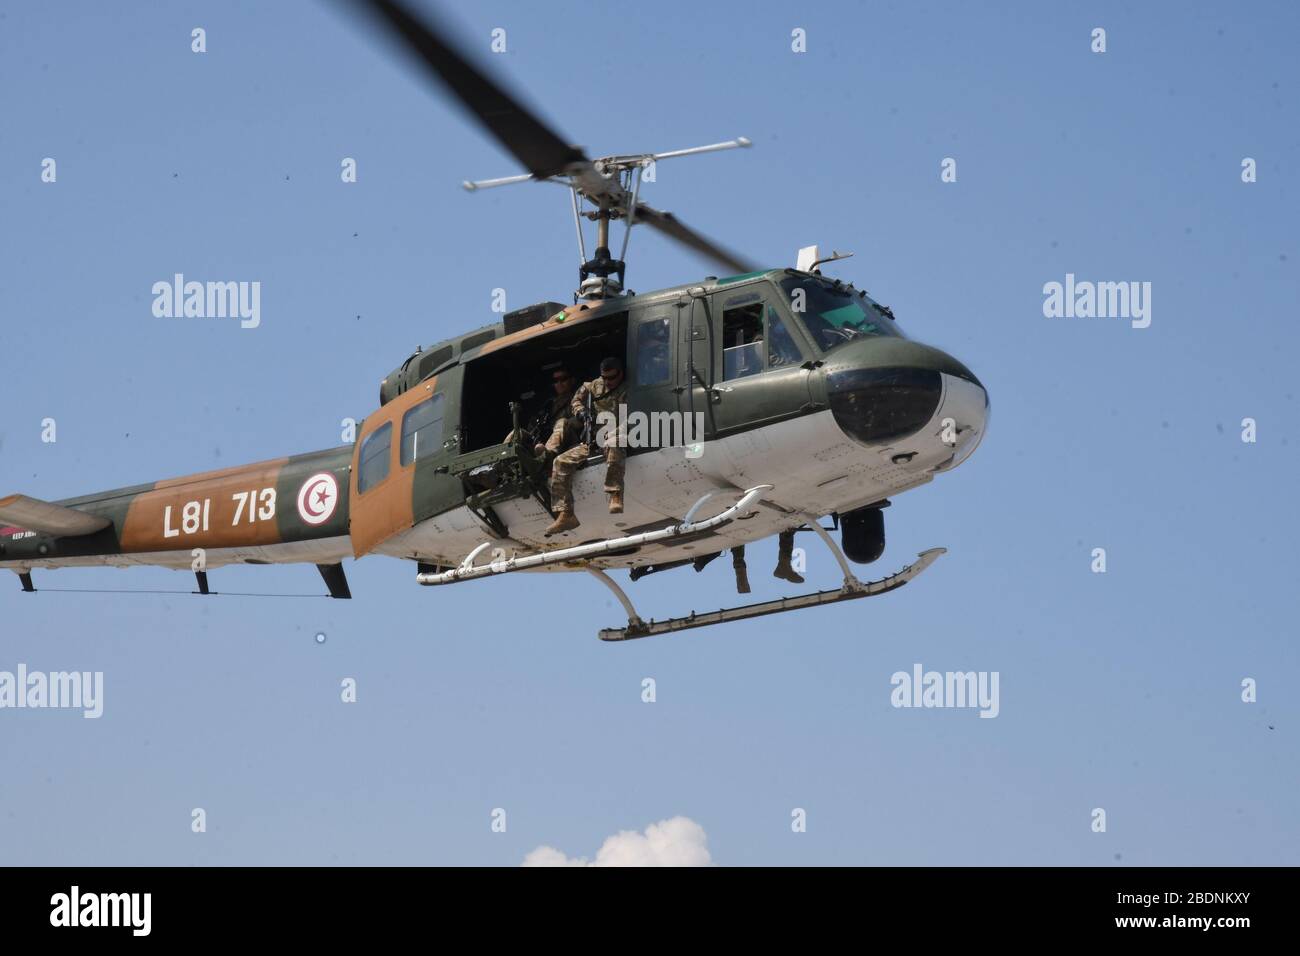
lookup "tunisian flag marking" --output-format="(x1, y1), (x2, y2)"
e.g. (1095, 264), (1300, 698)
(297, 473), (339, 525)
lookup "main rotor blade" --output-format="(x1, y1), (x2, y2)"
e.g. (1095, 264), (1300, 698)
(347, 0), (587, 179)
(633, 203), (757, 275)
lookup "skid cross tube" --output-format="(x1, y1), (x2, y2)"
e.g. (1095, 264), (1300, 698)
(800, 511), (864, 591)
(586, 567), (646, 632)
(415, 485), (772, 586)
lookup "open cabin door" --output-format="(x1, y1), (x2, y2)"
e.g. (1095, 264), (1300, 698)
(349, 367), (464, 557)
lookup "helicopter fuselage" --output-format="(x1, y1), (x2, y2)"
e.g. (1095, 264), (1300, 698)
(0, 268), (987, 584)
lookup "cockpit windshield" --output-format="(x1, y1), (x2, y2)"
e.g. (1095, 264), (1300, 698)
(777, 274), (902, 351)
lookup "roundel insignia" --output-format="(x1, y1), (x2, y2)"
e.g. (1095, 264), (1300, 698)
(297, 472), (339, 526)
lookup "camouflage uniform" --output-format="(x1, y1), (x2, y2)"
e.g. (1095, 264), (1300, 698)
(549, 376), (628, 513)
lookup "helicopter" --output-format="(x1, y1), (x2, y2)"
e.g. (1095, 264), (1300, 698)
(0, 0), (988, 641)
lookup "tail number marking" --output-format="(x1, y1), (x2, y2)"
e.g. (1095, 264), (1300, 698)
(162, 489), (275, 538)
(163, 499), (210, 538)
(231, 489), (276, 525)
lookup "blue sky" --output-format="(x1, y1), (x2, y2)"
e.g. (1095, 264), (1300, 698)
(1, 0), (1297, 865)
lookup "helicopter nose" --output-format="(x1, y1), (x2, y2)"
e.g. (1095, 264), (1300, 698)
(822, 340), (988, 464)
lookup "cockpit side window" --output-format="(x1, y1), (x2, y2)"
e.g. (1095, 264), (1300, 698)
(721, 299), (765, 381)
(720, 290), (807, 380)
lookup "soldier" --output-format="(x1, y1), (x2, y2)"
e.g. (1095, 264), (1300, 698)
(506, 365), (577, 457)
(544, 356), (628, 536)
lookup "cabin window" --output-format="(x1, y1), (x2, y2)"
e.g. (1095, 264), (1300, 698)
(358, 422), (392, 493)
(635, 317), (672, 386)
(400, 394), (444, 466)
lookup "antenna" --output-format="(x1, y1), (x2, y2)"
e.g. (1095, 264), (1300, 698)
(796, 245), (855, 274)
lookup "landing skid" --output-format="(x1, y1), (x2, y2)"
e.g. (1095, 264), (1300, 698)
(593, 548), (946, 642)
(420, 484), (947, 641)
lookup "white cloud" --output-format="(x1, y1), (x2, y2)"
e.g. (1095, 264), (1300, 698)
(521, 816), (712, 867)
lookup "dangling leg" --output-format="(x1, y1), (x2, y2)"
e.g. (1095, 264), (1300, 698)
(773, 528), (805, 583)
(545, 443), (586, 535)
(604, 443), (626, 514)
(731, 545), (751, 594)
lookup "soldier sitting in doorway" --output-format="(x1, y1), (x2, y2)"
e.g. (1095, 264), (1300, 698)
(544, 356), (629, 536)
(505, 364), (577, 459)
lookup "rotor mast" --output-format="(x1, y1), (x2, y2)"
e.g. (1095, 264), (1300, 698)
(464, 137), (752, 301)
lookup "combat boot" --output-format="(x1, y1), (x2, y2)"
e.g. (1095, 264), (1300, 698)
(773, 531), (805, 584)
(608, 491), (623, 514)
(732, 554), (751, 594)
(544, 511), (580, 536)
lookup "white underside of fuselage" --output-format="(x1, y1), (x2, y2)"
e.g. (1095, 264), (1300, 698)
(4, 374), (987, 579)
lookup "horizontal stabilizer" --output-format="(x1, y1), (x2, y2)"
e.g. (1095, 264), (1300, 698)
(0, 494), (112, 537)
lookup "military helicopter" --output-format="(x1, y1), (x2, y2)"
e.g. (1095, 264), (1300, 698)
(0, 0), (988, 640)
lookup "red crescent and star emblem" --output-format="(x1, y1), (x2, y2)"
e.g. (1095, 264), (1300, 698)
(296, 472), (339, 526)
